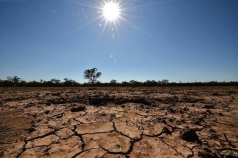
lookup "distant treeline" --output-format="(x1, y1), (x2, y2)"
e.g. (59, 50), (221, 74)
(0, 76), (237, 87)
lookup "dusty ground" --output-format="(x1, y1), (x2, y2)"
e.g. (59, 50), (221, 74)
(0, 86), (238, 158)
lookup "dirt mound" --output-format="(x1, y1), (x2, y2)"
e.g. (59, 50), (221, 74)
(180, 128), (200, 143)
(70, 106), (86, 112)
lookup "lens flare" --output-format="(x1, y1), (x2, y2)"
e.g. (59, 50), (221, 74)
(102, 1), (121, 22)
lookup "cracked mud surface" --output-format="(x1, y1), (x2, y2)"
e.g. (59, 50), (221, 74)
(0, 87), (238, 158)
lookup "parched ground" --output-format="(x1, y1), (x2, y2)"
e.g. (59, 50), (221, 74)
(0, 86), (238, 158)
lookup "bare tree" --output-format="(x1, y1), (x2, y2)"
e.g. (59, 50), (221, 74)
(84, 68), (101, 84)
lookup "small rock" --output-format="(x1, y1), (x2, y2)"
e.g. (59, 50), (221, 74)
(110, 114), (116, 118)
(183, 107), (189, 111)
(210, 133), (219, 139)
(180, 128), (200, 143)
(121, 104), (125, 108)
(44, 110), (50, 114)
(193, 120), (201, 125)
(203, 104), (214, 109)
(218, 112), (224, 116)
(100, 112), (107, 116)
(169, 117), (174, 123)
(162, 119), (167, 124)
(169, 108), (175, 113)
(24, 103), (35, 108)
(179, 109), (184, 114)
(46, 102), (51, 106)
(70, 106), (85, 112)
(56, 113), (63, 118)
(206, 109), (212, 114)
(162, 126), (172, 135)
(25, 127), (36, 133)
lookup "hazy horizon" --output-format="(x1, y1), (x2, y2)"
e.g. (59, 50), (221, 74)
(1, 0), (238, 83)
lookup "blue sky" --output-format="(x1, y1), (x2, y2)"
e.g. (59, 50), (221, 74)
(0, 0), (238, 83)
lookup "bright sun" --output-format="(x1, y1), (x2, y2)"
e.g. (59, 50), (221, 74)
(102, 1), (121, 22)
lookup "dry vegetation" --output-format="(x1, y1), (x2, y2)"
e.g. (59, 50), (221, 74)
(0, 86), (238, 158)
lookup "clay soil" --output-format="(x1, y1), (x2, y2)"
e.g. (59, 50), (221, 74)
(0, 86), (238, 158)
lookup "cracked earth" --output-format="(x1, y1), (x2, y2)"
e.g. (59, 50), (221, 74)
(0, 87), (238, 158)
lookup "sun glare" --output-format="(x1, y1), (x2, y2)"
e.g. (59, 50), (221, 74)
(102, 1), (121, 22)
(72, 0), (155, 40)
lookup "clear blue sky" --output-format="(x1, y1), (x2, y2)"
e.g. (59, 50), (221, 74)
(0, 0), (238, 83)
